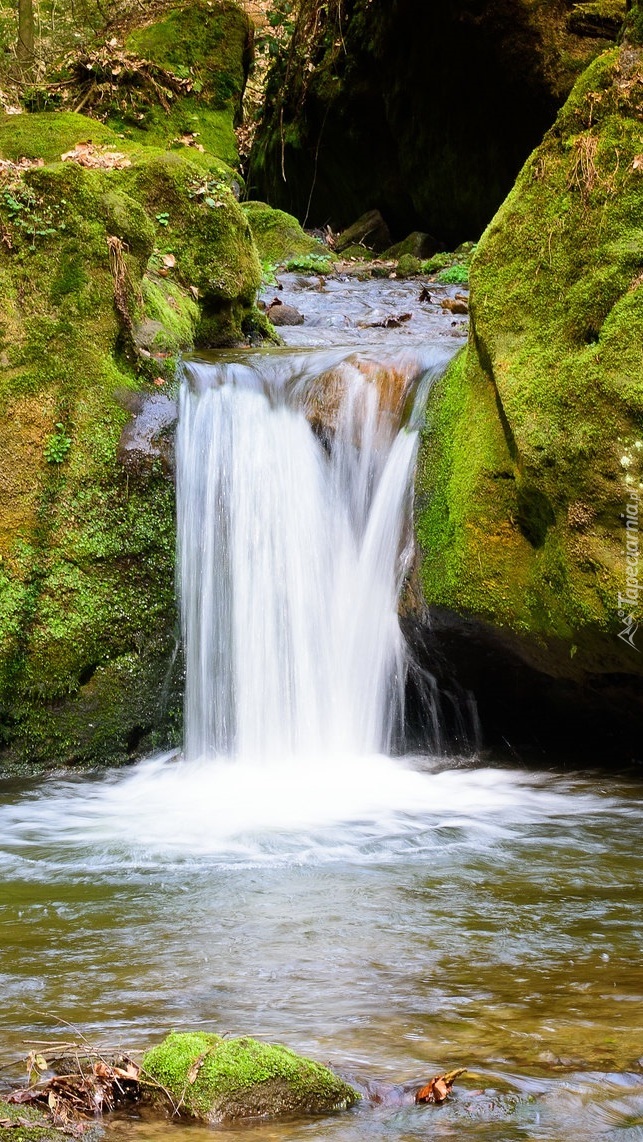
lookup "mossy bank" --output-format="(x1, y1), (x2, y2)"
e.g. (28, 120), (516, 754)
(414, 28), (643, 762)
(0, 2), (264, 772)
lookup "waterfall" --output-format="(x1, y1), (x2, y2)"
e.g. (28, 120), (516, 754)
(176, 348), (448, 763)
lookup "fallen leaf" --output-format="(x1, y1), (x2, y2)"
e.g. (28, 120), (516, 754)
(632, 155), (643, 170)
(188, 285), (199, 300)
(187, 1051), (208, 1084)
(415, 1067), (466, 1105)
(161, 253), (176, 269)
(153, 377), (166, 386)
(61, 142), (131, 170)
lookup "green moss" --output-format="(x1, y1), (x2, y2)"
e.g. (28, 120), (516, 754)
(339, 243), (375, 261)
(241, 200), (324, 263)
(0, 105), (263, 770)
(415, 41), (643, 677)
(396, 254), (422, 277)
(117, 0), (251, 165)
(0, 1100), (63, 1142)
(0, 111), (119, 162)
(142, 1032), (359, 1122)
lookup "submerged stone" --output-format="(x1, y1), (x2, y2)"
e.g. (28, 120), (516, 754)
(142, 1032), (359, 1122)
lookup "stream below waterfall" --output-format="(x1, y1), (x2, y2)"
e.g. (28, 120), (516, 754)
(1, 275), (642, 1141)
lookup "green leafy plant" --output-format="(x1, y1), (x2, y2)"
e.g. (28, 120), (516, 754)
(155, 212), (170, 227)
(261, 259), (278, 286)
(436, 264), (469, 286)
(284, 252), (333, 273)
(44, 422), (72, 464)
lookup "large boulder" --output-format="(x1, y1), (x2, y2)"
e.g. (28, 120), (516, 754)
(413, 23), (643, 761)
(249, 0), (626, 246)
(142, 1032), (359, 1122)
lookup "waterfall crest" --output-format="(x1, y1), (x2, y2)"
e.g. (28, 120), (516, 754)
(176, 348), (448, 763)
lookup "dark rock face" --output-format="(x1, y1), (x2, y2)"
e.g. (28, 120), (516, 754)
(404, 610), (643, 767)
(249, 0), (623, 246)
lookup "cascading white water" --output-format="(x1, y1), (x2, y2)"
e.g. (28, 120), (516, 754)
(177, 348), (447, 764)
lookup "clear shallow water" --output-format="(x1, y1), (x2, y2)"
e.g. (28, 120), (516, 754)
(1, 756), (642, 1139)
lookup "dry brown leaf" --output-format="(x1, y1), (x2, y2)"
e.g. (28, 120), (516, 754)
(161, 254), (176, 269)
(632, 155), (643, 170)
(0, 157), (44, 174)
(153, 377), (166, 386)
(415, 1067), (466, 1105)
(189, 285), (200, 300)
(187, 1051), (208, 1084)
(61, 142), (131, 170)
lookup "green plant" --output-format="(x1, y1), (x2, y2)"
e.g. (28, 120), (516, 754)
(261, 258), (278, 286)
(44, 423), (72, 464)
(155, 211), (170, 227)
(436, 264), (469, 285)
(284, 252), (333, 273)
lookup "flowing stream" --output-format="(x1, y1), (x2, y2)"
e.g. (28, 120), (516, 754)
(1, 279), (642, 1140)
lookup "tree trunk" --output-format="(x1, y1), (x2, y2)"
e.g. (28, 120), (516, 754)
(17, 0), (35, 64)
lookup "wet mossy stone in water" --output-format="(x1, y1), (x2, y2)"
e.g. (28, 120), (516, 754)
(142, 1032), (360, 1122)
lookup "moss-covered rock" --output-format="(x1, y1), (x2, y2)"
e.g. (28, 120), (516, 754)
(116, 1), (251, 166)
(29, 1), (252, 172)
(415, 33), (643, 728)
(0, 1099), (64, 1142)
(241, 200), (324, 264)
(0, 102), (262, 770)
(142, 1031), (359, 1122)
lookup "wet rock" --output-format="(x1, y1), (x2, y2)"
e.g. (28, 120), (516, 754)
(383, 232), (440, 260)
(440, 296), (469, 314)
(266, 300), (305, 326)
(335, 210), (391, 254)
(142, 1032), (359, 1123)
(117, 391), (177, 476)
(133, 319), (164, 351)
(303, 353), (424, 439)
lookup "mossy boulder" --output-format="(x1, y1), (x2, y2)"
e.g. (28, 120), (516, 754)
(0, 108), (261, 771)
(119, 0), (251, 166)
(142, 1032), (359, 1123)
(241, 200), (324, 264)
(414, 32), (643, 757)
(32, 1), (252, 171)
